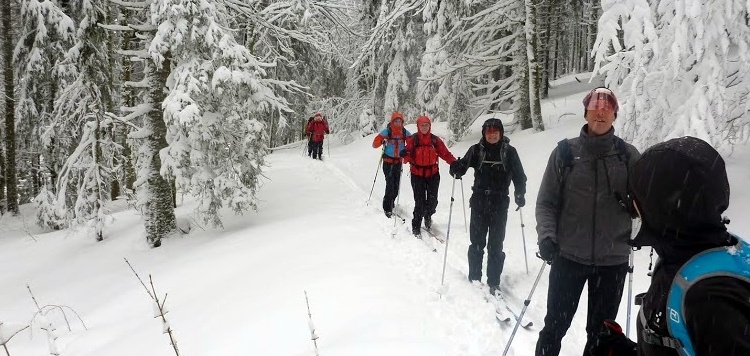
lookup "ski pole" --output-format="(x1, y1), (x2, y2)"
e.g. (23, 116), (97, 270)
(460, 178), (467, 233)
(518, 207), (529, 274)
(626, 246), (635, 338)
(439, 177), (458, 292)
(367, 153), (384, 205)
(502, 260), (547, 356)
(391, 164), (403, 235)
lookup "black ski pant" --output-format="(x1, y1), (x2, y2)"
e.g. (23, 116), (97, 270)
(535, 256), (628, 356)
(310, 141), (323, 159)
(467, 195), (509, 287)
(307, 139), (313, 157)
(382, 162), (402, 213)
(410, 173), (440, 230)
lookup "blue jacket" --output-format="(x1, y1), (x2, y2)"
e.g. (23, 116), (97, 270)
(373, 127), (411, 158)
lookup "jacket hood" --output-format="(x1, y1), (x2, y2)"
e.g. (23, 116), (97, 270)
(630, 136), (730, 248)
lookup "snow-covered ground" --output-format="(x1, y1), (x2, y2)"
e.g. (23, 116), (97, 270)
(1, 81), (748, 356)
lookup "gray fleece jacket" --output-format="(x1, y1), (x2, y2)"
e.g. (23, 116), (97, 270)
(535, 125), (641, 266)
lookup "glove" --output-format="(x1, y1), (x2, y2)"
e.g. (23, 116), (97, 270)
(586, 320), (636, 356)
(449, 160), (464, 179)
(514, 193), (525, 208)
(399, 149), (408, 158)
(538, 238), (559, 264)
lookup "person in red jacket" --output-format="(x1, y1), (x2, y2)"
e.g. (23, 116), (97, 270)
(306, 113), (329, 160)
(402, 115), (456, 237)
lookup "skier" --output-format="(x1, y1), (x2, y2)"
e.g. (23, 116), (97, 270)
(372, 111), (411, 218)
(588, 136), (750, 356)
(306, 113), (329, 160)
(450, 118), (526, 295)
(534, 87), (641, 356)
(402, 115), (456, 237)
(448, 118), (526, 295)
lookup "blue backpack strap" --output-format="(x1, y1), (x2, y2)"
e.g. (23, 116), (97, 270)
(666, 236), (750, 356)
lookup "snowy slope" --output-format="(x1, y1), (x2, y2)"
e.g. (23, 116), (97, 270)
(1, 81), (749, 356)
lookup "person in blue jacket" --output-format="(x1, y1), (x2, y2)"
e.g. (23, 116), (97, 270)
(372, 112), (411, 218)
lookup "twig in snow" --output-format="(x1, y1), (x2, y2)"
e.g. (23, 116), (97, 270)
(304, 291), (320, 356)
(124, 258), (155, 299)
(149, 275), (180, 356)
(0, 319), (31, 356)
(124, 259), (180, 356)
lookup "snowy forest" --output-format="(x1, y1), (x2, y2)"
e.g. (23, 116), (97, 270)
(1, 0), (749, 246)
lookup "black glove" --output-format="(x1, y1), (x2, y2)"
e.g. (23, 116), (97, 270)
(514, 193), (525, 208)
(399, 149), (408, 158)
(587, 320), (637, 356)
(449, 160), (464, 179)
(538, 238), (559, 264)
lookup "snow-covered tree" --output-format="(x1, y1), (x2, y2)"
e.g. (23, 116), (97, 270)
(13, 0), (75, 206)
(593, 0), (750, 151)
(152, 0), (299, 228)
(35, 0), (118, 240)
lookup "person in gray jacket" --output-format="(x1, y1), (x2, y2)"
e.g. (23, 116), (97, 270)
(534, 87), (641, 356)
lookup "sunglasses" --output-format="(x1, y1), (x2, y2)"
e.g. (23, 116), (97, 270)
(485, 127), (501, 134)
(585, 92), (617, 112)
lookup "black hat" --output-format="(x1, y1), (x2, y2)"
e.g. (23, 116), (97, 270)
(630, 137), (730, 246)
(481, 118), (504, 135)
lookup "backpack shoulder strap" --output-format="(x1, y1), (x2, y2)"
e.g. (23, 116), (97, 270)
(666, 237), (750, 355)
(556, 139), (573, 181)
(430, 134), (438, 148)
(613, 136), (629, 162)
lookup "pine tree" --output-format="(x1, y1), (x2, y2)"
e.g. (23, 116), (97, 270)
(593, 0), (750, 150)
(42, 0), (118, 240)
(152, 0), (298, 227)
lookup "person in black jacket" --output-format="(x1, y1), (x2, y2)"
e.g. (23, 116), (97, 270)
(535, 88), (641, 356)
(589, 136), (750, 356)
(449, 118), (526, 295)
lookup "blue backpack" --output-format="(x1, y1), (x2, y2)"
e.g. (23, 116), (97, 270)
(662, 234), (750, 356)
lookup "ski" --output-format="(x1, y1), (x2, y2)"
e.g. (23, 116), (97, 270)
(405, 224), (437, 252)
(496, 310), (512, 323)
(496, 291), (534, 329)
(421, 226), (446, 244)
(475, 281), (533, 329)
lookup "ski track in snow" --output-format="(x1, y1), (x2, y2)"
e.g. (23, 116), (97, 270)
(4, 78), (749, 355)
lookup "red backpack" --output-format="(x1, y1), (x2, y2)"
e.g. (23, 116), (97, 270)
(412, 134), (438, 167)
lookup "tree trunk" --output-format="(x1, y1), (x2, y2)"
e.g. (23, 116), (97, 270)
(515, 20), (531, 130)
(2, 0), (18, 215)
(526, 0), (544, 130)
(539, 0), (551, 98)
(0, 136), (5, 214)
(143, 57), (176, 247)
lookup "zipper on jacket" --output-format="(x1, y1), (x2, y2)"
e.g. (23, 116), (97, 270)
(592, 158), (598, 265)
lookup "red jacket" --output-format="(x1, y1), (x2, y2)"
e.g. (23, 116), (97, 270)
(307, 119), (329, 142)
(404, 132), (456, 177)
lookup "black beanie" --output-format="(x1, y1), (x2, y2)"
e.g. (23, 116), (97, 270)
(629, 137), (729, 246)
(481, 118), (504, 136)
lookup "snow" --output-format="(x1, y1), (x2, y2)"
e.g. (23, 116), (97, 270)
(1, 83), (749, 355)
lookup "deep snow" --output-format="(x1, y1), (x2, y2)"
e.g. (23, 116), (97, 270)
(1, 80), (748, 356)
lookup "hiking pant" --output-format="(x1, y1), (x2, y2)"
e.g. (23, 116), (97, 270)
(468, 195), (509, 287)
(382, 162), (402, 213)
(307, 139), (313, 157)
(310, 141), (323, 159)
(410, 173), (440, 230)
(535, 257), (628, 356)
